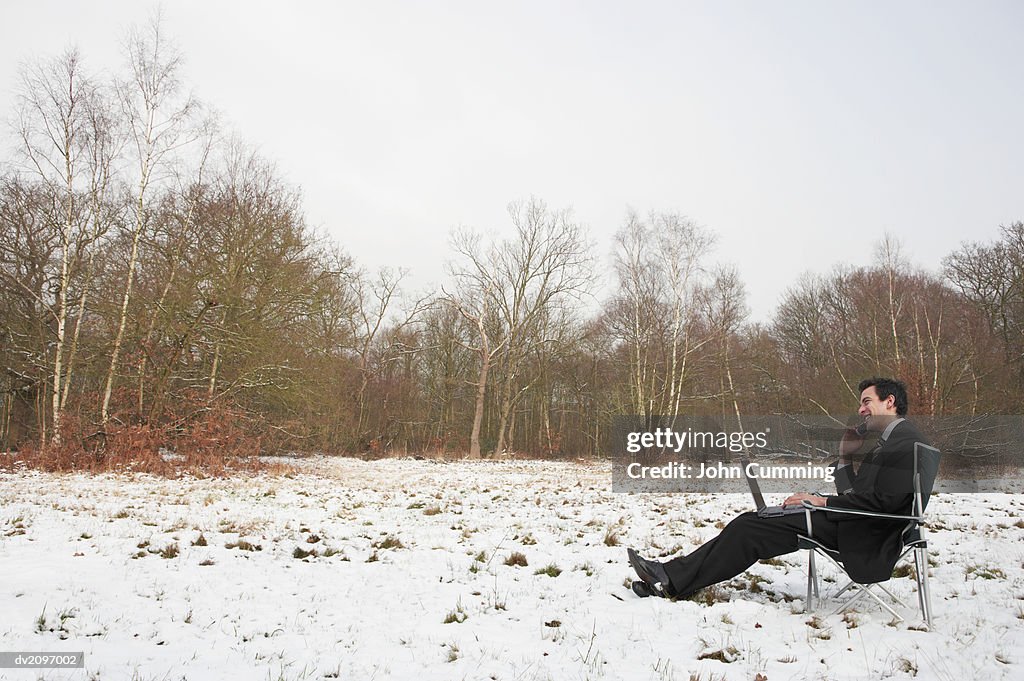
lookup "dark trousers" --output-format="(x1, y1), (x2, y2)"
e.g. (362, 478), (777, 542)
(662, 510), (840, 597)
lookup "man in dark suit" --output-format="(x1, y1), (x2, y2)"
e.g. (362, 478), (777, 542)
(628, 377), (927, 598)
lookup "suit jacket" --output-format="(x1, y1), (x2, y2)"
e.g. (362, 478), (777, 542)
(826, 418), (927, 583)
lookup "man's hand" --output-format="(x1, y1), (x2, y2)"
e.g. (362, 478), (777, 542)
(839, 426), (865, 467)
(783, 492), (827, 508)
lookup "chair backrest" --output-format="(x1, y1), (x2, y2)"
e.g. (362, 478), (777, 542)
(914, 442), (942, 516)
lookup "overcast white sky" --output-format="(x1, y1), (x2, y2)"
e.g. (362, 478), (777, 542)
(2, 1), (1022, 321)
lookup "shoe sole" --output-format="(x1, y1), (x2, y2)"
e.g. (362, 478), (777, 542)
(632, 580), (655, 598)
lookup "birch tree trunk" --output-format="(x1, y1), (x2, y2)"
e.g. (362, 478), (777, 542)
(101, 14), (197, 428)
(469, 315), (490, 460)
(14, 49), (97, 446)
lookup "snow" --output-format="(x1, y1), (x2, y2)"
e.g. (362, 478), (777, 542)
(1, 457), (1022, 680)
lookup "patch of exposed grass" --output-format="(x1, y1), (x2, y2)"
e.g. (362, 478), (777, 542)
(159, 543), (179, 559)
(191, 533), (207, 547)
(293, 546), (317, 559)
(806, 615), (832, 639)
(504, 551), (528, 567)
(687, 585), (729, 606)
(966, 564), (1006, 580)
(603, 527), (620, 546)
(372, 535), (404, 550)
(746, 574), (769, 593)
(423, 506), (442, 516)
(897, 657), (918, 675)
(806, 615), (826, 629)
(892, 563), (916, 579)
(443, 600), (468, 624)
(4, 514), (28, 536)
(697, 645), (740, 663)
(534, 563), (562, 578)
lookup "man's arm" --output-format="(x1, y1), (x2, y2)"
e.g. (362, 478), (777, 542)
(834, 427), (863, 494)
(825, 448), (915, 517)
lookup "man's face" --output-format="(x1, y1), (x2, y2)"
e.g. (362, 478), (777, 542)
(858, 386), (897, 427)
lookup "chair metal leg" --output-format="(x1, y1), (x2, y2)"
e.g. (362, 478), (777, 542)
(913, 547), (926, 621)
(843, 583), (904, 622)
(806, 550), (817, 612)
(917, 546), (933, 628)
(873, 583), (908, 610)
(833, 580), (856, 599)
(829, 586), (868, 617)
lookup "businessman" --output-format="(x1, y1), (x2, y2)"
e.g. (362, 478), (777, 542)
(628, 377), (928, 599)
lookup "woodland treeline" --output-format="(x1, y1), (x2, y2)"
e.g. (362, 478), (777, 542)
(3, 21), (1023, 466)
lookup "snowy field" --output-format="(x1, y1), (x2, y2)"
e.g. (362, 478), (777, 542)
(1, 457), (1022, 681)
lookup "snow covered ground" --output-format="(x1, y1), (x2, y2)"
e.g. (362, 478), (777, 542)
(1, 457), (1022, 681)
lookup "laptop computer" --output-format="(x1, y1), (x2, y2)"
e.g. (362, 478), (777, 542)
(741, 458), (807, 518)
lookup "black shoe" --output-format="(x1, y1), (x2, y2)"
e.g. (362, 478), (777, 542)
(627, 548), (674, 597)
(631, 580), (656, 598)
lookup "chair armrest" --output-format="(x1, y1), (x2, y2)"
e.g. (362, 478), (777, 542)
(800, 500), (922, 521)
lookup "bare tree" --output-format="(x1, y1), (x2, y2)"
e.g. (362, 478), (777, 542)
(608, 210), (716, 419)
(12, 48), (115, 444)
(342, 267), (430, 448)
(609, 212), (660, 416)
(442, 236), (501, 459)
(446, 198), (592, 457)
(59, 80), (122, 417)
(101, 12), (199, 427)
(0, 178), (54, 445)
(135, 118), (216, 418)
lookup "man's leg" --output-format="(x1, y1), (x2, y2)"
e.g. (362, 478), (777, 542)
(654, 511), (839, 598)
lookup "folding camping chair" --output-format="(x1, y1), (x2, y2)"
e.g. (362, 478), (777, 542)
(797, 442), (941, 627)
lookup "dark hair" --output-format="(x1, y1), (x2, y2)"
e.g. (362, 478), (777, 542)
(858, 377), (908, 416)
